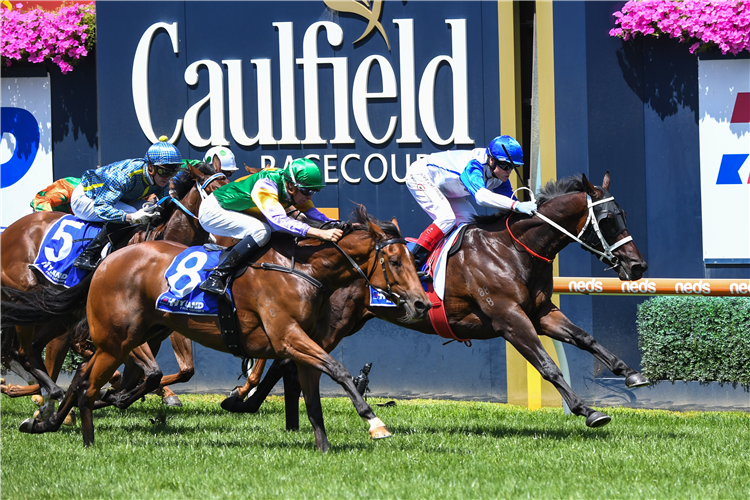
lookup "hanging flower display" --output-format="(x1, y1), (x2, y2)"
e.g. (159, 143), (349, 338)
(1, 2), (96, 73)
(610, 0), (750, 55)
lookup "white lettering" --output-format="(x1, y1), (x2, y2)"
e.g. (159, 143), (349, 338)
(274, 22), (301, 145)
(183, 59), (228, 147)
(224, 59), (276, 146)
(393, 19), (420, 144)
(260, 155), (275, 169)
(341, 154), (361, 184)
(324, 154), (338, 183)
(364, 154), (388, 183)
(352, 55), (398, 145)
(132, 22), (182, 143)
(391, 153), (408, 183)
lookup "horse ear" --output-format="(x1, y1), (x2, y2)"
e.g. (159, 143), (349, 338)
(581, 173), (599, 197)
(187, 163), (204, 180)
(390, 217), (401, 232)
(245, 164), (252, 173)
(602, 171), (611, 191)
(368, 220), (386, 237)
(211, 154), (222, 174)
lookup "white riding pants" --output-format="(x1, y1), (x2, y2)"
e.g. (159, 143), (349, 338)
(405, 166), (477, 235)
(70, 184), (142, 223)
(198, 193), (271, 246)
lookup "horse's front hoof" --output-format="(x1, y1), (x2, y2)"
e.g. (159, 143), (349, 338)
(369, 426), (392, 439)
(585, 411), (611, 428)
(49, 386), (64, 401)
(31, 395), (44, 406)
(163, 395), (183, 408)
(19, 418), (37, 433)
(625, 373), (650, 388)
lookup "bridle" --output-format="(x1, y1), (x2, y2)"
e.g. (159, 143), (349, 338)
(512, 187), (632, 270)
(333, 236), (408, 307)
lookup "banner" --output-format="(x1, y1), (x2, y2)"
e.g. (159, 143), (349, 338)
(698, 60), (750, 263)
(1, 76), (53, 231)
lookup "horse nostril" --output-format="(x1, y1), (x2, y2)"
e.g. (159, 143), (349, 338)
(414, 300), (431, 316)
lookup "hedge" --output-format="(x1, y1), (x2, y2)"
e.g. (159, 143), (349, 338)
(637, 296), (750, 386)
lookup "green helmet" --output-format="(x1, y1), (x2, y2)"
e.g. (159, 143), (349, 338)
(285, 158), (325, 190)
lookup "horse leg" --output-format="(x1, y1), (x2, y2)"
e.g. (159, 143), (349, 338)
(295, 363), (329, 452)
(534, 303), (649, 388)
(97, 344), (163, 410)
(155, 332), (194, 407)
(282, 360), (301, 431)
(282, 328), (390, 450)
(224, 359), (284, 414)
(13, 324), (65, 400)
(219, 358), (267, 411)
(503, 307), (611, 427)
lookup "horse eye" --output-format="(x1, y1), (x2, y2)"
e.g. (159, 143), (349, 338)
(389, 258), (401, 268)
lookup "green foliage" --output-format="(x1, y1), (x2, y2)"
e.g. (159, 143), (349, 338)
(1, 395), (749, 499)
(638, 297), (750, 386)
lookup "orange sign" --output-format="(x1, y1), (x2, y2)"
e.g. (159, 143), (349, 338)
(553, 277), (750, 297)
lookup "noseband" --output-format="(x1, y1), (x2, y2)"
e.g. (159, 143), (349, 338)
(333, 237), (408, 306)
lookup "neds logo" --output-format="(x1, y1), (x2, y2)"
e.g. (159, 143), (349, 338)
(730, 282), (749, 295)
(621, 280), (657, 294)
(674, 281), (711, 294)
(568, 279), (603, 293)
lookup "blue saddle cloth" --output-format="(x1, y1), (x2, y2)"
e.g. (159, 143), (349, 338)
(31, 215), (103, 288)
(156, 246), (234, 316)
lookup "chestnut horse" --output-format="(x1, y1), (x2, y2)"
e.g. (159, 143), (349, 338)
(0, 160), (227, 407)
(228, 173), (650, 429)
(3, 206), (430, 451)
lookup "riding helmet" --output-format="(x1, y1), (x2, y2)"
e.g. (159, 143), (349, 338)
(285, 158), (325, 190)
(487, 136), (524, 165)
(204, 146), (238, 172)
(145, 136), (182, 168)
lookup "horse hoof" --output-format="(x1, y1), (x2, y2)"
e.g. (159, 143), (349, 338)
(33, 409), (40, 419)
(163, 395), (183, 408)
(19, 418), (36, 433)
(369, 426), (392, 440)
(31, 395), (44, 406)
(585, 411), (611, 428)
(625, 373), (650, 388)
(49, 387), (64, 401)
(220, 388), (243, 412)
(63, 411), (76, 426)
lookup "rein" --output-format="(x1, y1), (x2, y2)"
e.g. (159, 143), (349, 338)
(505, 216), (552, 263)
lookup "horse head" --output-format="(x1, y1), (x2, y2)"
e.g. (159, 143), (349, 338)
(339, 205), (430, 321)
(578, 172), (648, 281)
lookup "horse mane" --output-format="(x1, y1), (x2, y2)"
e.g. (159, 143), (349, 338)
(171, 161), (215, 200)
(472, 175), (586, 225)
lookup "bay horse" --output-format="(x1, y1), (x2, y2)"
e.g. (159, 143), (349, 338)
(228, 173), (650, 429)
(3, 206), (430, 451)
(0, 159), (228, 408)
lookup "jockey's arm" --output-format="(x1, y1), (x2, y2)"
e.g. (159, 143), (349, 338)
(250, 179), (317, 237)
(459, 159), (517, 211)
(92, 178), (131, 222)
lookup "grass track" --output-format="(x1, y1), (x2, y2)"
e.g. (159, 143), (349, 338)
(1, 394), (749, 499)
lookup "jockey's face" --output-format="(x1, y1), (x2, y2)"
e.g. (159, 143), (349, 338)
(488, 156), (512, 182)
(287, 182), (314, 205)
(148, 164), (174, 188)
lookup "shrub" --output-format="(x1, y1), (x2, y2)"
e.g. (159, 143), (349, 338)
(637, 296), (750, 386)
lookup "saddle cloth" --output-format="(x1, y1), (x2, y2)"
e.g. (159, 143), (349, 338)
(156, 245), (234, 316)
(31, 215), (103, 288)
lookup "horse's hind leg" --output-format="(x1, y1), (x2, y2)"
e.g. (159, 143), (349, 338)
(13, 324), (65, 400)
(534, 303), (649, 387)
(224, 359), (280, 414)
(503, 307), (610, 427)
(98, 344), (162, 410)
(282, 361), (301, 431)
(156, 332), (195, 407)
(219, 358), (266, 412)
(295, 363), (329, 452)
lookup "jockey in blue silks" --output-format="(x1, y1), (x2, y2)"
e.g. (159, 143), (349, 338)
(404, 135), (537, 273)
(70, 137), (182, 271)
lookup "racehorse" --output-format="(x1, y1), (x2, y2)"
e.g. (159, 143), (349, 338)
(2, 205), (430, 451)
(0, 159), (228, 407)
(227, 173), (650, 429)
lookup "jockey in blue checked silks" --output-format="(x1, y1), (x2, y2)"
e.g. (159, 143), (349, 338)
(404, 135), (538, 274)
(71, 136), (183, 271)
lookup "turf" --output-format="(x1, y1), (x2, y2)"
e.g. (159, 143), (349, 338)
(1, 394), (748, 499)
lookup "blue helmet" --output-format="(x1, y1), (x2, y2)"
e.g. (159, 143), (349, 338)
(145, 136), (182, 167)
(487, 136), (523, 165)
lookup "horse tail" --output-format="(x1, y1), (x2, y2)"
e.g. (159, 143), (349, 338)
(0, 274), (93, 328)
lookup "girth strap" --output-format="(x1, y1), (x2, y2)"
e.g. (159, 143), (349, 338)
(217, 295), (246, 358)
(255, 262), (332, 296)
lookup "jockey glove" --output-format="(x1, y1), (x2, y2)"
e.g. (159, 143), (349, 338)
(130, 207), (158, 225)
(514, 201), (538, 215)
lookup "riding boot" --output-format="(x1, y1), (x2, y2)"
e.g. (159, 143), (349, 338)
(72, 222), (126, 271)
(412, 244), (431, 278)
(199, 235), (260, 295)
(412, 223), (446, 281)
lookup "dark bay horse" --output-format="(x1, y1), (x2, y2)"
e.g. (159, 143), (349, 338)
(230, 173), (650, 429)
(3, 206), (430, 451)
(0, 160), (228, 406)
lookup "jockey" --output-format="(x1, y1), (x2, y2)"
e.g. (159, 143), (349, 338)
(30, 177), (81, 213)
(197, 157), (343, 294)
(71, 136), (182, 271)
(405, 135), (537, 272)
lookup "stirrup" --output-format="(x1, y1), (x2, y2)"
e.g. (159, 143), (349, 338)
(72, 253), (100, 271)
(199, 275), (228, 295)
(417, 271), (432, 283)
